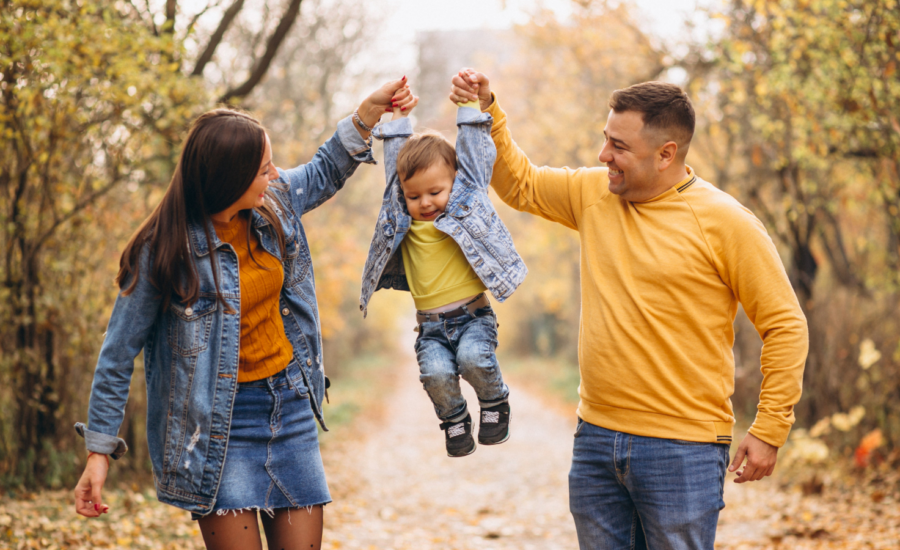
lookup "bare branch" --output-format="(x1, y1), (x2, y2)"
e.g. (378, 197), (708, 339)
(27, 173), (124, 267)
(218, 0), (304, 103)
(191, 0), (247, 77)
(163, 0), (177, 34)
(185, 0), (223, 40)
(125, 0), (155, 34)
(142, 0), (158, 36)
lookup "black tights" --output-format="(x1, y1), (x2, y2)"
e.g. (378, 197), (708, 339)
(198, 505), (323, 550)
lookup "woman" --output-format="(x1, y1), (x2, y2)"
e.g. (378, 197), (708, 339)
(73, 77), (418, 550)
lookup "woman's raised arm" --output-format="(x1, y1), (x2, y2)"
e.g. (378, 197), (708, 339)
(280, 77), (416, 215)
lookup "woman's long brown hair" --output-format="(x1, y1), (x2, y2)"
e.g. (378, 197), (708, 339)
(117, 109), (286, 312)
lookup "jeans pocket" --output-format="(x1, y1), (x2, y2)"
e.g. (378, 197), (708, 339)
(574, 417), (585, 438)
(285, 363), (310, 399)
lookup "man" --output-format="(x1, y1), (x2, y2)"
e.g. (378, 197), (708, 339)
(450, 70), (808, 549)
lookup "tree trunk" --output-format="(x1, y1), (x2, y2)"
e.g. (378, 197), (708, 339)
(9, 248), (61, 487)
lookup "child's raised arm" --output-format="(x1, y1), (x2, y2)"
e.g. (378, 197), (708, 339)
(453, 99), (495, 191)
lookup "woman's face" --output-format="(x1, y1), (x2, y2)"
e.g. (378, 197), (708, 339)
(232, 133), (277, 212)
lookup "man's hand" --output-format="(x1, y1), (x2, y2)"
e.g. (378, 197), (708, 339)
(74, 452), (110, 517)
(729, 432), (778, 483)
(450, 68), (493, 111)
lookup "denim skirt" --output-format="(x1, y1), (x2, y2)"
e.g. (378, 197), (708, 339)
(194, 360), (331, 519)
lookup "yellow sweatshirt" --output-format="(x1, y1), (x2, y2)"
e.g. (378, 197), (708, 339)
(486, 95), (808, 447)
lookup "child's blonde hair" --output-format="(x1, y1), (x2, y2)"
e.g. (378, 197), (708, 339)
(397, 131), (457, 183)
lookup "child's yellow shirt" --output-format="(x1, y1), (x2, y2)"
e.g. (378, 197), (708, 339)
(400, 220), (487, 311)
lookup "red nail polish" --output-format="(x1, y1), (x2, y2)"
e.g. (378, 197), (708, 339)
(401, 107), (406, 111)
(94, 504), (100, 512)
(402, 75), (406, 80)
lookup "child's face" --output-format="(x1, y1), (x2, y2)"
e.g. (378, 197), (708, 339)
(401, 162), (455, 221)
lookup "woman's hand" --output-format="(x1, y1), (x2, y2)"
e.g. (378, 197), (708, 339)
(355, 76), (416, 137)
(74, 453), (110, 517)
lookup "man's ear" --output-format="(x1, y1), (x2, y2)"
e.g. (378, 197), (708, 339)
(657, 141), (679, 171)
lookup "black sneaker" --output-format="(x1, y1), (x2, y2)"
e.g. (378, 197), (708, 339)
(478, 402), (510, 445)
(440, 413), (476, 457)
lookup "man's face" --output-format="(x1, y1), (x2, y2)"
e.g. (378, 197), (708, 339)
(401, 162), (455, 221)
(598, 109), (663, 201)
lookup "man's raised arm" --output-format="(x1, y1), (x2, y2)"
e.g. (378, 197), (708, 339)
(450, 69), (602, 231)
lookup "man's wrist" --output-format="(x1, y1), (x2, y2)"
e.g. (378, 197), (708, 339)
(479, 92), (494, 112)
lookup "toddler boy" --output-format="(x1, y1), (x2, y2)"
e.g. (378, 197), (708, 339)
(359, 91), (527, 457)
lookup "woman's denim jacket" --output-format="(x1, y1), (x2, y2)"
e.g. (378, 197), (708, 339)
(359, 107), (527, 316)
(74, 117), (373, 515)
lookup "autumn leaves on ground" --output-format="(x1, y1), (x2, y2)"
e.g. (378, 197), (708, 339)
(2, 354), (898, 550)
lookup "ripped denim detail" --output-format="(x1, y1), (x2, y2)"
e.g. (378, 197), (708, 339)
(215, 504), (322, 519)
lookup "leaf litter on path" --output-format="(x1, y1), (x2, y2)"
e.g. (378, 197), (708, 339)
(3, 353), (898, 549)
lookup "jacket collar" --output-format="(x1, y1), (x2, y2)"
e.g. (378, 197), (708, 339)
(187, 210), (272, 258)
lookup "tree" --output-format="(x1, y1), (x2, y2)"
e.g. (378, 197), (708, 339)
(688, 0), (900, 440)
(125, 0), (305, 104)
(0, 0), (208, 486)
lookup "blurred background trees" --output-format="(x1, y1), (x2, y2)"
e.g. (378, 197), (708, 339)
(1, 0), (897, 489)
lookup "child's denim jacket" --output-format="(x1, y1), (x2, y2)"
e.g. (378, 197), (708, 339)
(359, 107), (526, 317)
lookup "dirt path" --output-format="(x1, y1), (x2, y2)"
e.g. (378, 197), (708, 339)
(321, 350), (579, 550)
(317, 350), (898, 550)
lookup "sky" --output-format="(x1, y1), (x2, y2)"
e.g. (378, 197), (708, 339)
(375, 0), (709, 73)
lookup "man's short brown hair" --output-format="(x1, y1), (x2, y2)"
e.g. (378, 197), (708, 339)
(397, 131), (457, 183)
(608, 81), (695, 156)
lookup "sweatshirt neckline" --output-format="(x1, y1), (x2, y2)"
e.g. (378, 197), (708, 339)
(629, 167), (696, 205)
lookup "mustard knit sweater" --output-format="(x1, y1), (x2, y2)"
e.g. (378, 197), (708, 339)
(213, 213), (292, 383)
(486, 95), (808, 447)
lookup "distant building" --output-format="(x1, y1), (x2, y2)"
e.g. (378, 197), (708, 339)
(415, 29), (520, 130)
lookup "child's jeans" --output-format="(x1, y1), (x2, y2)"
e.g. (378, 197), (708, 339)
(414, 303), (509, 423)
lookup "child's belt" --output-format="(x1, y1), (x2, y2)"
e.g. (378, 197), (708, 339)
(416, 293), (490, 324)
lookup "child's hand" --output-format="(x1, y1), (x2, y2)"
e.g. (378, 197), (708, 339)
(391, 87), (419, 120)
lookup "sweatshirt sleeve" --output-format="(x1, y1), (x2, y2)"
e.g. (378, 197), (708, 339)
(486, 94), (602, 231)
(704, 199), (809, 447)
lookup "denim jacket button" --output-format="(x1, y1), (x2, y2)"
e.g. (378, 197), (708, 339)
(306, 358), (312, 366)
(185, 307), (193, 316)
(282, 308), (289, 315)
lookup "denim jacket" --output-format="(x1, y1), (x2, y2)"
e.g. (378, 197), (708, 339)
(359, 107), (526, 316)
(74, 116), (374, 515)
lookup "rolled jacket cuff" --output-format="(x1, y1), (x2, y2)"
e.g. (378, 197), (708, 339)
(457, 105), (492, 125)
(75, 422), (128, 460)
(336, 115), (375, 164)
(372, 117), (413, 140)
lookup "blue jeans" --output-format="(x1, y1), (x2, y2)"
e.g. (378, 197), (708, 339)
(568, 419), (728, 550)
(414, 306), (509, 422)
